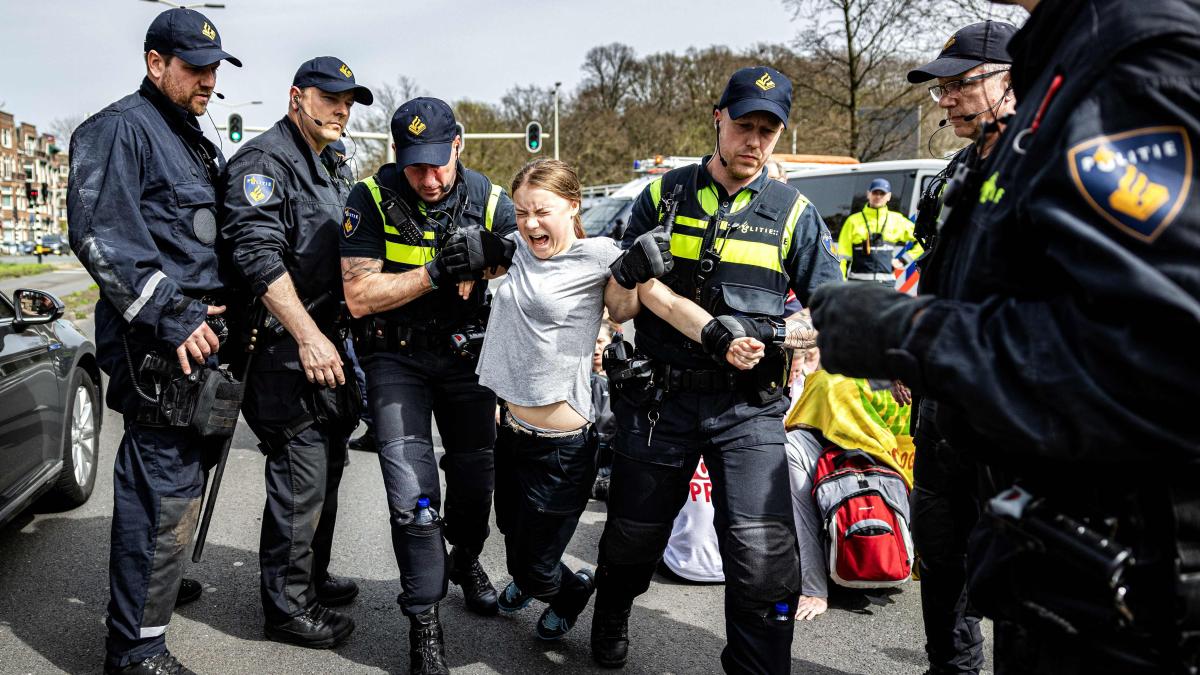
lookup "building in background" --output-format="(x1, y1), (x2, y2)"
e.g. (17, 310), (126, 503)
(0, 111), (69, 252)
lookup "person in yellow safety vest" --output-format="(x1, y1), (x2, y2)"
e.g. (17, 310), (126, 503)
(837, 177), (923, 284)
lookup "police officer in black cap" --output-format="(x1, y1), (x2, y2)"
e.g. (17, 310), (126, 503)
(67, 8), (240, 674)
(811, 0), (1200, 671)
(900, 20), (1016, 675)
(220, 56), (374, 649)
(339, 97), (516, 674)
(591, 66), (842, 673)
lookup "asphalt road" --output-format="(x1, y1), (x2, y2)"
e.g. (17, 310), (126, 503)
(0, 316), (993, 674)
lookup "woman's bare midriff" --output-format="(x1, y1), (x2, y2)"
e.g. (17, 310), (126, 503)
(508, 401), (587, 432)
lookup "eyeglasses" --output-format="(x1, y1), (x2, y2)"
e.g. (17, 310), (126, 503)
(928, 69), (1009, 102)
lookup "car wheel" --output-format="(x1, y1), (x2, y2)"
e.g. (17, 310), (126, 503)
(46, 368), (100, 507)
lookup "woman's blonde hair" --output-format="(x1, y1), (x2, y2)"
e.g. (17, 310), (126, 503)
(511, 158), (586, 239)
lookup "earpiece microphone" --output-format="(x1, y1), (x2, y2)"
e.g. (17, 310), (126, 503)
(213, 92), (225, 100)
(293, 96), (348, 137)
(938, 118), (949, 127)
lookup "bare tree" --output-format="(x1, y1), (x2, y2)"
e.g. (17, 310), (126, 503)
(50, 113), (87, 146)
(783, 0), (942, 160)
(580, 43), (642, 113)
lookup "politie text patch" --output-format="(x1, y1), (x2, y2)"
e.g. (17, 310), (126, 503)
(343, 207), (361, 238)
(1066, 126), (1192, 242)
(243, 174), (275, 206)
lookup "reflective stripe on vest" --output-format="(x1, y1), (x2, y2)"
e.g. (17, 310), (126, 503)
(649, 172), (807, 277)
(362, 175), (501, 268)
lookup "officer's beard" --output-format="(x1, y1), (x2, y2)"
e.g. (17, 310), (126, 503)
(160, 72), (212, 117)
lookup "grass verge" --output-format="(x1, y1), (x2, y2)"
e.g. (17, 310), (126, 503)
(61, 284), (100, 320)
(0, 262), (55, 279)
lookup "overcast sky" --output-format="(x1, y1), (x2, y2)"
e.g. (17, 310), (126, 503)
(0, 0), (802, 139)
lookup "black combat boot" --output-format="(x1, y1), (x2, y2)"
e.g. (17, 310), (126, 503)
(316, 573), (359, 606)
(409, 604), (450, 675)
(104, 650), (195, 675)
(591, 606), (631, 668)
(264, 603), (355, 648)
(448, 547), (499, 616)
(174, 578), (202, 607)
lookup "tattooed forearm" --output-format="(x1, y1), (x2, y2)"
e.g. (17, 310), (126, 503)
(341, 256), (434, 318)
(784, 308), (817, 350)
(341, 256), (382, 282)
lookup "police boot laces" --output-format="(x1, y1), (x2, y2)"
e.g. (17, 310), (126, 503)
(410, 610), (448, 674)
(456, 556), (493, 596)
(137, 651), (193, 675)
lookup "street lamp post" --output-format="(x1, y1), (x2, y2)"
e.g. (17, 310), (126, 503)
(140, 0), (227, 9)
(553, 81), (561, 161)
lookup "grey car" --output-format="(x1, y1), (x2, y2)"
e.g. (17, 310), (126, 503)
(0, 288), (102, 527)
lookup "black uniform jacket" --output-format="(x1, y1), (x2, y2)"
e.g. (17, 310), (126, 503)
(898, 0), (1200, 477)
(220, 116), (350, 360)
(67, 78), (226, 413)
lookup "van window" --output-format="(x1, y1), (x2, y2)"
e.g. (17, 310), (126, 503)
(581, 197), (632, 237)
(789, 169), (917, 237)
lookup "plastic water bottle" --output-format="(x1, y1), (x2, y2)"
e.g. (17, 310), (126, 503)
(414, 497), (438, 525)
(767, 602), (791, 623)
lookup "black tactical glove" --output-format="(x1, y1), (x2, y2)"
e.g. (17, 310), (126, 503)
(443, 226), (516, 279)
(700, 315), (781, 363)
(424, 255), (454, 289)
(610, 227), (673, 289)
(809, 282), (934, 379)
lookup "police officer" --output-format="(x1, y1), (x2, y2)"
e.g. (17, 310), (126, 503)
(592, 66), (843, 673)
(220, 56), (374, 649)
(66, 8), (240, 674)
(837, 177), (921, 283)
(811, 1), (1200, 672)
(902, 21), (1016, 675)
(339, 97), (516, 674)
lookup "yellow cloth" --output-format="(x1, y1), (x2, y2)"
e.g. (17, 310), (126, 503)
(785, 370), (915, 487)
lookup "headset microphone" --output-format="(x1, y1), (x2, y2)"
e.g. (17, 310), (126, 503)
(938, 118), (949, 127)
(714, 120), (729, 167)
(293, 97), (326, 127)
(213, 92), (225, 100)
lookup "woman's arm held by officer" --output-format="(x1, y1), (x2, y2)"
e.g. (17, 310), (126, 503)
(604, 276), (639, 323)
(262, 273), (344, 387)
(637, 279), (764, 370)
(340, 256), (434, 318)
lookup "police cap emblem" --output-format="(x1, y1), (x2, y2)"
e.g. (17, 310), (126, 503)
(1067, 125), (1192, 242)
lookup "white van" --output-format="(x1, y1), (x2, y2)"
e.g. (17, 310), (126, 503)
(785, 159), (949, 237)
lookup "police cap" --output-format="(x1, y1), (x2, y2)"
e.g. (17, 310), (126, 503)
(144, 8), (242, 68)
(907, 21), (1016, 83)
(293, 57), (374, 105)
(391, 97), (458, 169)
(717, 66), (793, 128)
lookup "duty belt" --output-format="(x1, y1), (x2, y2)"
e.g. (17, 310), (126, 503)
(369, 323), (454, 352)
(848, 271), (895, 283)
(654, 363), (738, 393)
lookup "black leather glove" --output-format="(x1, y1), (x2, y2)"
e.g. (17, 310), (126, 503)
(809, 282), (933, 379)
(610, 227), (673, 289)
(443, 226), (516, 279)
(424, 255), (453, 289)
(700, 315), (780, 363)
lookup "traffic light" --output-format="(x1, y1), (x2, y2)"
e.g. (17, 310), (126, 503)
(455, 122), (466, 154)
(228, 113), (243, 143)
(525, 121), (542, 154)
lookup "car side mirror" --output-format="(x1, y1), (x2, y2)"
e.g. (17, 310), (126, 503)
(13, 288), (64, 329)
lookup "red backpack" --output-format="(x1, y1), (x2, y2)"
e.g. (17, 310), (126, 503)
(812, 448), (914, 588)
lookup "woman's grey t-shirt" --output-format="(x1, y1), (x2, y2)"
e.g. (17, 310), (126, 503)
(477, 234), (622, 423)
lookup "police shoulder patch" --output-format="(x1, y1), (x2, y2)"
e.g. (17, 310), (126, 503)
(243, 174), (275, 206)
(342, 207), (361, 238)
(1067, 125), (1192, 243)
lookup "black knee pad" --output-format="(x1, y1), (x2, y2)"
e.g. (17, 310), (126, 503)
(722, 519), (801, 613)
(601, 516), (672, 566)
(394, 521), (449, 613)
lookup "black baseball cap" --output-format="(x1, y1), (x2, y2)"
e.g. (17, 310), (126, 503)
(293, 57), (374, 105)
(907, 21), (1016, 83)
(144, 8), (241, 68)
(716, 66), (793, 128)
(391, 98), (458, 168)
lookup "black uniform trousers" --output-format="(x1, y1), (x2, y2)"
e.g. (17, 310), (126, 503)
(494, 411), (598, 620)
(106, 420), (216, 668)
(364, 349), (496, 616)
(243, 361), (348, 624)
(911, 399), (984, 674)
(597, 388), (801, 675)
